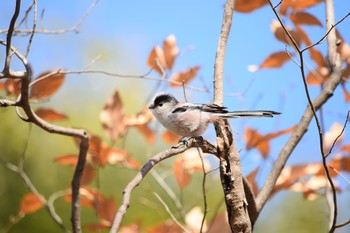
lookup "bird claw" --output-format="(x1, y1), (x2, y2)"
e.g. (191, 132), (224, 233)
(172, 136), (203, 149)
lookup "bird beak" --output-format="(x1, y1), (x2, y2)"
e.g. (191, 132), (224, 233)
(148, 104), (155, 109)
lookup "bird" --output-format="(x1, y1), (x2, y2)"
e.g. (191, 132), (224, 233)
(148, 92), (280, 137)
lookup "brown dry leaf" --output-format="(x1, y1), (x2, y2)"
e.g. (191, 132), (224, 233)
(246, 167), (259, 196)
(259, 51), (291, 69)
(4, 79), (21, 96)
(84, 222), (111, 231)
(163, 34), (179, 70)
(162, 130), (180, 144)
(95, 195), (116, 223)
(327, 157), (350, 176)
(340, 143), (350, 154)
(289, 11), (322, 27)
(20, 193), (44, 214)
(30, 71), (65, 99)
(81, 163), (96, 186)
(245, 126), (296, 158)
(123, 108), (153, 126)
(306, 67), (329, 86)
(147, 46), (166, 74)
(173, 157), (191, 189)
(295, 25), (312, 46)
(271, 20), (301, 47)
(35, 108), (68, 121)
(169, 66), (200, 87)
(136, 124), (156, 144)
(54, 154), (78, 166)
(309, 48), (328, 67)
(123, 157), (141, 169)
(235, 0), (267, 13)
(100, 90), (127, 141)
(280, 0), (323, 14)
(104, 147), (128, 165)
(0, 81), (4, 90)
(324, 122), (344, 149)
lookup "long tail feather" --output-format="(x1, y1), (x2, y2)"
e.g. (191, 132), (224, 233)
(215, 110), (281, 118)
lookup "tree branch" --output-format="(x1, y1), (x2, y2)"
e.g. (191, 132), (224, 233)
(109, 137), (217, 233)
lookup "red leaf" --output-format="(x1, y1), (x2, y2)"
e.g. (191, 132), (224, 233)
(4, 79), (21, 96)
(54, 154), (78, 166)
(147, 46), (166, 74)
(30, 71), (65, 99)
(81, 164), (96, 185)
(20, 193), (44, 214)
(95, 195), (116, 223)
(35, 108), (68, 121)
(290, 11), (322, 27)
(259, 51), (291, 69)
(162, 130), (180, 144)
(169, 66), (200, 87)
(173, 158), (191, 189)
(163, 34), (179, 70)
(235, 0), (268, 13)
(100, 90), (127, 141)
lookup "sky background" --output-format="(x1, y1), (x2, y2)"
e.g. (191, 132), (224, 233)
(1, 0), (350, 232)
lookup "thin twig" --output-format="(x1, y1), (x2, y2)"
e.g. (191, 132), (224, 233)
(153, 192), (190, 233)
(24, 0), (37, 57)
(197, 148), (208, 233)
(109, 137), (217, 233)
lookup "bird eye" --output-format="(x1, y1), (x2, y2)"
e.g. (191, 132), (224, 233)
(159, 103), (163, 107)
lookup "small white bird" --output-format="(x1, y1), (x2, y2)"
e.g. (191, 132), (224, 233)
(149, 92), (280, 137)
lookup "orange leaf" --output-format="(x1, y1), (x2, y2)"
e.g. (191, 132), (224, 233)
(290, 11), (322, 27)
(81, 164), (96, 185)
(4, 79), (21, 96)
(309, 48), (327, 67)
(54, 154), (78, 165)
(295, 25), (312, 46)
(123, 108), (153, 126)
(123, 157), (141, 169)
(259, 51), (291, 69)
(280, 0), (323, 14)
(173, 158), (191, 189)
(136, 124), (156, 144)
(84, 222), (110, 231)
(95, 195), (116, 223)
(20, 193), (43, 214)
(306, 67), (329, 86)
(235, 0), (268, 13)
(103, 147), (128, 165)
(30, 71), (65, 99)
(100, 90), (127, 141)
(162, 130), (180, 144)
(163, 34), (179, 70)
(245, 126), (296, 157)
(246, 167), (259, 196)
(271, 20), (301, 47)
(0, 81), (4, 90)
(35, 108), (68, 121)
(147, 46), (166, 74)
(169, 66), (200, 87)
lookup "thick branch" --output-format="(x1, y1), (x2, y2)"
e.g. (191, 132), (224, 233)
(109, 137), (217, 233)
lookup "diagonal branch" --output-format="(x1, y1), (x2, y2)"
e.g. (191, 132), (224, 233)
(109, 137), (217, 233)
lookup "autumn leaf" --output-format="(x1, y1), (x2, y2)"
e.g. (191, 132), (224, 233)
(185, 207), (207, 232)
(20, 193), (44, 214)
(246, 167), (259, 196)
(100, 90), (127, 141)
(103, 147), (128, 165)
(35, 108), (68, 121)
(235, 0), (267, 13)
(81, 163), (96, 185)
(305, 67), (329, 86)
(245, 125), (296, 157)
(136, 124), (156, 144)
(341, 83), (350, 102)
(271, 20), (301, 47)
(95, 194), (116, 223)
(324, 122), (344, 149)
(147, 46), (166, 74)
(4, 79), (21, 96)
(162, 130), (180, 144)
(54, 154), (78, 165)
(147, 221), (183, 233)
(163, 34), (179, 70)
(84, 222), (111, 231)
(0, 81), (4, 90)
(30, 71), (65, 99)
(309, 48), (328, 67)
(280, 0), (323, 14)
(169, 66), (200, 87)
(259, 51), (291, 69)
(289, 11), (322, 27)
(174, 157), (191, 189)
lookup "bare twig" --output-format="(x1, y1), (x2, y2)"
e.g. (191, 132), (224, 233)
(197, 149), (208, 233)
(153, 192), (190, 233)
(109, 137), (217, 233)
(0, 158), (69, 232)
(3, 0), (21, 74)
